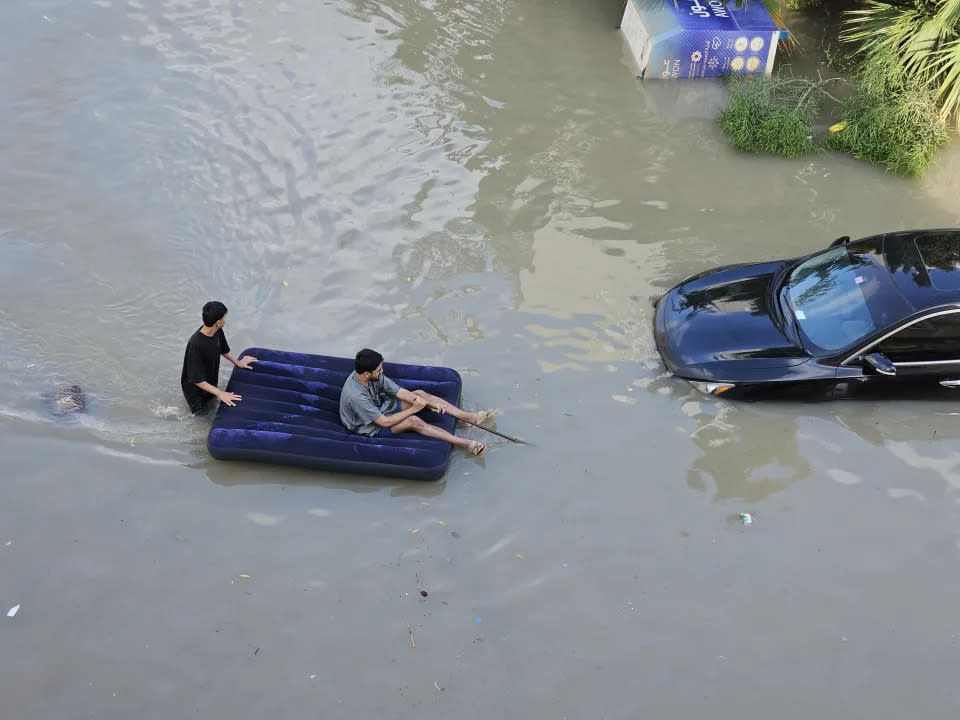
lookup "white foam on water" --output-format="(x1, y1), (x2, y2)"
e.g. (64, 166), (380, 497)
(476, 533), (516, 560)
(93, 446), (184, 467)
(246, 512), (285, 527)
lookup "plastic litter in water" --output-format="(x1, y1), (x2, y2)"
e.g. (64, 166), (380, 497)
(475, 617), (482, 623)
(7, 604), (20, 618)
(740, 513), (753, 525)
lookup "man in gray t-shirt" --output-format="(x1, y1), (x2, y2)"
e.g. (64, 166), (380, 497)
(339, 348), (494, 456)
(339, 370), (403, 437)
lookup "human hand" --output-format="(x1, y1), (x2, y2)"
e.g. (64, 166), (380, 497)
(237, 356), (258, 370)
(412, 395), (428, 411)
(219, 390), (242, 407)
(431, 404), (446, 414)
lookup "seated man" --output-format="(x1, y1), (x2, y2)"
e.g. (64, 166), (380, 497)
(339, 348), (493, 456)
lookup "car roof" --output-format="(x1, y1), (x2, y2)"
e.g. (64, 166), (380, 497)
(879, 230), (960, 311)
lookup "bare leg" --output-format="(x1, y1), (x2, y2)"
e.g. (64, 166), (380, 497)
(391, 415), (483, 453)
(401, 390), (491, 424)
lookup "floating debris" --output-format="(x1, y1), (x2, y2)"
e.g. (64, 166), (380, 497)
(420, 590), (428, 597)
(239, 574), (251, 579)
(740, 513), (753, 525)
(7, 604), (20, 618)
(407, 623), (416, 647)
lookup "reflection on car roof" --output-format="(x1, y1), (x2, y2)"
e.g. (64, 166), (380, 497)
(916, 235), (960, 291)
(883, 230), (960, 310)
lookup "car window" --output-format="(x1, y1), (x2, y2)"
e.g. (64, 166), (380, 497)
(915, 235), (960, 291)
(784, 242), (911, 353)
(876, 312), (960, 363)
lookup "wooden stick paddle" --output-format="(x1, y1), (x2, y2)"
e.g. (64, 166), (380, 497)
(455, 415), (528, 445)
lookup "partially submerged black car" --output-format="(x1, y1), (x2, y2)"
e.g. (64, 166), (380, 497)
(653, 230), (960, 399)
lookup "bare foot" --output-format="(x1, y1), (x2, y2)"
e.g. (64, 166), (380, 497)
(473, 409), (496, 425)
(468, 440), (486, 456)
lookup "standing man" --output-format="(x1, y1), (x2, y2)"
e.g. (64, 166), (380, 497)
(181, 301), (257, 413)
(339, 348), (494, 455)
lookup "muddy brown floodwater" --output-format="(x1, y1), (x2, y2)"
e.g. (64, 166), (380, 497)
(3, 1), (960, 718)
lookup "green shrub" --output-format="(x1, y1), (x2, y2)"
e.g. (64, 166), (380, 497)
(841, 0), (960, 130)
(828, 53), (949, 177)
(719, 76), (820, 158)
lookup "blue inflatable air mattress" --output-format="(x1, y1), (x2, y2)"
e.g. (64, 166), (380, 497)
(207, 348), (462, 481)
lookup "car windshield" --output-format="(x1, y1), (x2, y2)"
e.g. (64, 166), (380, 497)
(783, 243), (911, 353)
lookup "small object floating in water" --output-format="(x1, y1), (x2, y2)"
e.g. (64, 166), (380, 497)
(48, 384), (85, 417)
(740, 512), (753, 525)
(7, 604), (20, 618)
(207, 348), (462, 480)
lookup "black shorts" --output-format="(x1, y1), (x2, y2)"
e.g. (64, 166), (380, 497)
(188, 393), (215, 415)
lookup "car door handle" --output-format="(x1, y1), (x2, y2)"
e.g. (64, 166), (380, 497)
(940, 379), (960, 389)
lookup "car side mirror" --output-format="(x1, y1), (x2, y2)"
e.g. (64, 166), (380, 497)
(829, 235), (851, 248)
(863, 352), (896, 376)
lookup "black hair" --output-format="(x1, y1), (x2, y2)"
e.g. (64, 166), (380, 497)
(202, 301), (228, 327)
(355, 348), (383, 374)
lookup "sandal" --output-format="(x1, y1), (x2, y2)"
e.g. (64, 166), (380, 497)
(474, 409), (496, 426)
(468, 440), (486, 456)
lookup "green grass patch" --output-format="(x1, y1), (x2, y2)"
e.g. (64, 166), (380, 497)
(719, 76), (821, 158)
(828, 54), (949, 177)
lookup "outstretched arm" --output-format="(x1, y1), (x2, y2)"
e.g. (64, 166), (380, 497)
(194, 381), (242, 407)
(223, 352), (258, 369)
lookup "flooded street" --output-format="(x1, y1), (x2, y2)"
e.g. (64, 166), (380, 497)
(4, 0), (960, 717)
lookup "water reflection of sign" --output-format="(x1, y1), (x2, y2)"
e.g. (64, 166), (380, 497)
(688, 0), (709, 18)
(688, 0), (730, 19)
(661, 58), (681, 78)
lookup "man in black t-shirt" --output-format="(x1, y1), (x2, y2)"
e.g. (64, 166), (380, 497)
(181, 300), (258, 413)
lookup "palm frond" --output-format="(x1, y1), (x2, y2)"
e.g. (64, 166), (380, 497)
(841, 0), (960, 125)
(928, 36), (960, 127)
